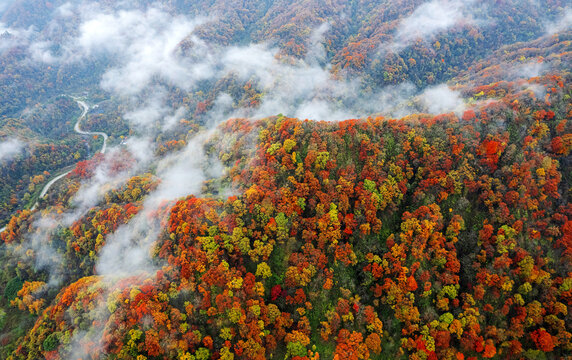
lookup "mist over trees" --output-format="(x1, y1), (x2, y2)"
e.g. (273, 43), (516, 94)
(0, 0), (571, 359)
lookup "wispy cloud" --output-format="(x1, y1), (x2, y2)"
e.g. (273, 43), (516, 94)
(382, 0), (482, 54)
(65, 128), (223, 360)
(25, 5), (436, 122)
(392, 0), (463, 50)
(418, 84), (465, 115)
(20, 146), (141, 286)
(0, 22), (35, 54)
(96, 130), (214, 277)
(0, 138), (24, 161)
(545, 7), (572, 35)
(78, 7), (209, 96)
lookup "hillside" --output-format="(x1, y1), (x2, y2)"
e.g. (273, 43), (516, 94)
(0, 1), (571, 359)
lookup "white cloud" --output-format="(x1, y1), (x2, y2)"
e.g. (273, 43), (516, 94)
(123, 90), (170, 130)
(0, 138), (24, 161)
(78, 8), (208, 95)
(219, 41), (364, 121)
(96, 129), (214, 277)
(55, 2), (75, 18)
(18, 142), (148, 286)
(24, 6), (437, 122)
(513, 61), (547, 79)
(306, 22), (331, 65)
(29, 41), (59, 63)
(221, 44), (281, 88)
(202, 93), (234, 128)
(28, 4), (210, 96)
(0, 22), (35, 54)
(162, 106), (187, 131)
(419, 84), (465, 115)
(394, 1), (461, 48)
(545, 7), (572, 35)
(385, 0), (479, 53)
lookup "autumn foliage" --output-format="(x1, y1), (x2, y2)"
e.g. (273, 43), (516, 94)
(1, 71), (571, 360)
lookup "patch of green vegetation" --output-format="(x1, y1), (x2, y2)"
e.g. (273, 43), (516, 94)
(3, 277), (23, 301)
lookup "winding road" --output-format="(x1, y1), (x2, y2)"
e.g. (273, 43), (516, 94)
(74, 99), (108, 155)
(1, 98), (109, 230)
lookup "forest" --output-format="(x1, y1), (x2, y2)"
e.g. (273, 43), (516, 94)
(0, 0), (571, 359)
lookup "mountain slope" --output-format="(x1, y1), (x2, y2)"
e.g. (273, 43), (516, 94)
(0, 1), (571, 359)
